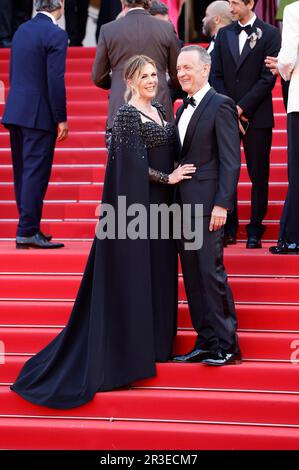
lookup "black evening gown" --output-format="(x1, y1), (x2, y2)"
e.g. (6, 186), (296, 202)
(10, 103), (178, 409)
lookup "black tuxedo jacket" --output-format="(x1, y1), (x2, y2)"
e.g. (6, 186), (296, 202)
(211, 18), (281, 128)
(176, 88), (240, 216)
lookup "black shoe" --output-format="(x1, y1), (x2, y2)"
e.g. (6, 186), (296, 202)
(269, 241), (299, 254)
(16, 232), (64, 249)
(223, 235), (237, 247)
(0, 40), (12, 48)
(201, 350), (242, 366)
(172, 348), (212, 363)
(246, 236), (262, 249)
(39, 231), (52, 241)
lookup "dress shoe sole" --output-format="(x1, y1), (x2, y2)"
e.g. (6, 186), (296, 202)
(270, 250), (299, 255)
(16, 243), (64, 249)
(202, 358), (242, 366)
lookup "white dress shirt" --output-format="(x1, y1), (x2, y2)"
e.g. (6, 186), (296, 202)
(238, 13), (256, 55)
(207, 36), (216, 54)
(277, 1), (299, 113)
(39, 11), (57, 25)
(178, 83), (211, 145)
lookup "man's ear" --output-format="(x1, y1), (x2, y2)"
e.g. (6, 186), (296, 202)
(203, 63), (211, 78)
(214, 15), (221, 25)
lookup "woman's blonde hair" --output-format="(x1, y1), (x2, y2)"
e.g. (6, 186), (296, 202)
(124, 55), (157, 102)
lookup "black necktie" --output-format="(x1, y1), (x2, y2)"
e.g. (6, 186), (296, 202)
(234, 23), (252, 35)
(183, 96), (196, 109)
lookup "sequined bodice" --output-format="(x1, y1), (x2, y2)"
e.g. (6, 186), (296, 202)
(141, 121), (177, 150)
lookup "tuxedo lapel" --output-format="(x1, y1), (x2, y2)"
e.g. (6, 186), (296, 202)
(175, 104), (184, 125)
(226, 28), (239, 65)
(236, 37), (251, 72)
(236, 18), (263, 72)
(180, 88), (216, 158)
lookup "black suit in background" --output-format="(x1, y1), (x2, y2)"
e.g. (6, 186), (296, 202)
(65, 0), (89, 46)
(2, 14), (68, 237)
(0, 0), (32, 46)
(95, 0), (122, 43)
(176, 88), (241, 354)
(211, 17), (281, 240)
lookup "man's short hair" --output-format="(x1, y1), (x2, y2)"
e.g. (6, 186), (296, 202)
(124, 0), (152, 10)
(149, 0), (168, 16)
(180, 45), (211, 66)
(34, 0), (63, 12)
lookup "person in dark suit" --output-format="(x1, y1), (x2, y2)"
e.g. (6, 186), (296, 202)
(2, 0), (68, 249)
(172, 45), (241, 366)
(92, 0), (181, 146)
(202, 0), (232, 60)
(64, 0), (89, 46)
(211, 0), (281, 248)
(95, 0), (122, 43)
(0, 0), (33, 47)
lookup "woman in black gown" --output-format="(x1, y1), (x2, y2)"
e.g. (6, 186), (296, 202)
(10, 55), (196, 409)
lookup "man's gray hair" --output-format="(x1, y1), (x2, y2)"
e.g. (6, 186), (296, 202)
(35, 0), (63, 12)
(180, 45), (211, 66)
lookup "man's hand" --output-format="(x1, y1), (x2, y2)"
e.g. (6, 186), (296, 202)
(57, 121), (69, 142)
(236, 105), (249, 135)
(209, 205), (227, 231)
(265, 56), (279, 76)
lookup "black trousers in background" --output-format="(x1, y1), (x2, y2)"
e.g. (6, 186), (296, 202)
(65, 0), (89, 46)
(8, 125), (56, 237)
(279, 112), (299, 243)
(96, 0), (122, 43)
(225, 126), (272, 239)
(178, 216), (239, 354)
(0, 0), (32, 42)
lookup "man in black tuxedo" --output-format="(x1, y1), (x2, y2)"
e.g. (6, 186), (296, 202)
(173, 45), (241, 366)
(202, 0), (232, 60)
(0, 0), (32, 47)
(211, 0), (281, 248)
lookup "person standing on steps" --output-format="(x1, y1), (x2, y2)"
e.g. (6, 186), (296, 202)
(10, 55), (196, 409)
(211, 0), (281, 249)
(2, 0), (68, 249)
(172, 46), (242, 366)
(202, 0), (232, 60)
(265, 1), (299, 254)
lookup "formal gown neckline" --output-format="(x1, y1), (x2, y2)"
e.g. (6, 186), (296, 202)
(128, 104), (167, 128)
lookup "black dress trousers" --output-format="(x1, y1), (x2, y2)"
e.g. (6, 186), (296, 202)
(0, 0), (32, 43)
(279, 112), (299, 243)
(65, 0), (90, 46)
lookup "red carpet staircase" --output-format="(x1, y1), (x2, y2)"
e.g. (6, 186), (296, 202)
(0, 47), (299, 450)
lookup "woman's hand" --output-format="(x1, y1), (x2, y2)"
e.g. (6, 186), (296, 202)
(168, 164), (196, 184)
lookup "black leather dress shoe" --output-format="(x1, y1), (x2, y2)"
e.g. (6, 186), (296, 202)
(39, 231), (52, 241)
(201, 350), (242, 366)
(16, 232), (64, 249)
(0, 39), (12, 48)
(172, 348), (212, 363)
(223, 235), (237, 247)
(269, 241), (299, 254)
(246, 236), (262, 249)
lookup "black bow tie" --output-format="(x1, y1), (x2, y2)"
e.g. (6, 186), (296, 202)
(234, 23), (252, 35)
(183, 96), (196, 109)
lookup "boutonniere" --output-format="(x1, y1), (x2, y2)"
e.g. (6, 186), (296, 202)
(248, 27), (263, 49)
